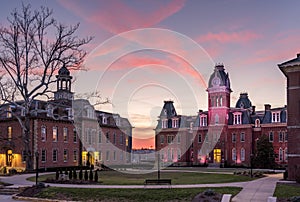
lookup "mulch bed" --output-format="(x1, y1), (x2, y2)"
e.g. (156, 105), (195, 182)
(44, 178), (102, 184)
(192, 190), (223, 202)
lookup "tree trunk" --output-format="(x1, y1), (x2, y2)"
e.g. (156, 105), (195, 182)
(24, 115), (33, 171)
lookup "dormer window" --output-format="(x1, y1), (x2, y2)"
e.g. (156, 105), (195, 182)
(200, 115), (207, 127)
(172, 119), (179, 128)
(233, 112), (242, 125)
(102, 116), (107, 124)
(255, 119), (260, 127)
(272, 111), (280, 123)
(161, 119), (168, 128)
(7, 106), (12, 118)
(163, 109), (167, 115)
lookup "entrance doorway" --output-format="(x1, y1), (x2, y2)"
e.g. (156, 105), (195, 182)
(213, 149), (221, 163)
(6, 149), (13, 167)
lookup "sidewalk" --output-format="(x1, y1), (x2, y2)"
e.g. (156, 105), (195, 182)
(0, 172), (282, 201)
(232, 173), (282, 202)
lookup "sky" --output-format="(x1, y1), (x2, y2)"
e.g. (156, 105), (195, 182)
(0, 0), (298, 149)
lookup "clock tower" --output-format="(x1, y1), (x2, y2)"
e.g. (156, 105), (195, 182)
(207, 64), (232, 125)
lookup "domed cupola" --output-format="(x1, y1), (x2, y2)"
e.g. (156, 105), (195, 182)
(58, 65), (70, 76)
(235, 93), (252, 109)
(208, 64), (231, 90)
(54, 64), (74, 101)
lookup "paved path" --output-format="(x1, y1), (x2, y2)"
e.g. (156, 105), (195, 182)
(232, 173), (282, 202)
(0, 171), (282, 201)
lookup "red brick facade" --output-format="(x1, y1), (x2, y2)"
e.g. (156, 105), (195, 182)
(156, 64), (287, 168)
(279, 54), (300, 180)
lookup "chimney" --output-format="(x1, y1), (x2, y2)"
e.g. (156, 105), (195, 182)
(264, 104), (271, 111)
(252, 106), (256, 114)
(199, 109), (203, 113)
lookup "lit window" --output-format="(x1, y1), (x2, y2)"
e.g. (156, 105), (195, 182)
(240, 132), (245, 142)
(41, 150), (46, 162)
(7, 126), (12, 141)
(233, 112), (242, 125)
(272, 112), (280, 123)
(73, 150), (77, 162)
(241, 148), (245, 161)
(63, 149), (68, 162)
(52, 149), (58, 162)
(269, 132), (274, 142)
(41, 126), (46, 142)
(63, 127), (68, 142)
(53, 127), (57, 142)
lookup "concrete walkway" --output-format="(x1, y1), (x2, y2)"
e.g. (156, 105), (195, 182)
(0, 172), (282, 201)
(232, 173), (282, 202)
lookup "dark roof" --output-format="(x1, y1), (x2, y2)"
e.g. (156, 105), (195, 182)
(159, 100), (177, 118)
(208, 64), (231, 89)
(58, 65), (70, 76)
(278, 53), (300, 67)
(235, 93), (252, 109)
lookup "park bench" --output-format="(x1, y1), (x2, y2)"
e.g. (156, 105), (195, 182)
(144, 179), (172, 185)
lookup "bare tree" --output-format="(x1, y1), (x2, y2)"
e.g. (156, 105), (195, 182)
(0, 4), (92, 170)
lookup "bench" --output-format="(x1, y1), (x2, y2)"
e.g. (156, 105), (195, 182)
(144, 179), (172, 185)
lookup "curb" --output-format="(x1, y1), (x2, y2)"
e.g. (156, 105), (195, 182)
(12, 194), (77, 202)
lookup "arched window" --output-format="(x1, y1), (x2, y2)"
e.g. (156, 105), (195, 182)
(220, 96), (223, 106)
(241, 148), (245, 161)
(255, 119), (260, 127)
(284, 148), (288, 162)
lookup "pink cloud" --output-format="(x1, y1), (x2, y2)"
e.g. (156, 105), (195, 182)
(197, 31), (261, 44)
(58, 0), (186, 34)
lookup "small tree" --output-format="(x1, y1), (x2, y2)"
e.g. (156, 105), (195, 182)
(68, 169), (72, 180)
(94, 169), (99, 182)
(89, 169), (93, 181)
(84, 170), (88, 181)
(73, 169), (77, 180)
(79, 168), (83, 180)
(55, 170), (59, 180)
(253, 135), (276, 169)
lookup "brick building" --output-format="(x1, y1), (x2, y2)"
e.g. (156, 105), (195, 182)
(73, 99), (133, 168)
(279, 53), (300, 180)
(0, 65), (132, 172)
(155, 64), (287, 167)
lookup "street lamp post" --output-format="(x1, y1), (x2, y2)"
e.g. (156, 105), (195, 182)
(157, 152), (160, 180)
(35, 151), (39, 185)
(250, 153), (254, 178)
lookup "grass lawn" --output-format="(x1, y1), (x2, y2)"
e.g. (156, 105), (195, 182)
(274, 183), (300, 199)
(28, 170), (254, 185)
(34, 187), (242, 202)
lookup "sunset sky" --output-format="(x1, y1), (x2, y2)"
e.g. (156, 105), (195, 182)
(1, 0), (298, 149)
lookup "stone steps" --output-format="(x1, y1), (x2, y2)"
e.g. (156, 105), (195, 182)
(0, 186), (20, 195)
